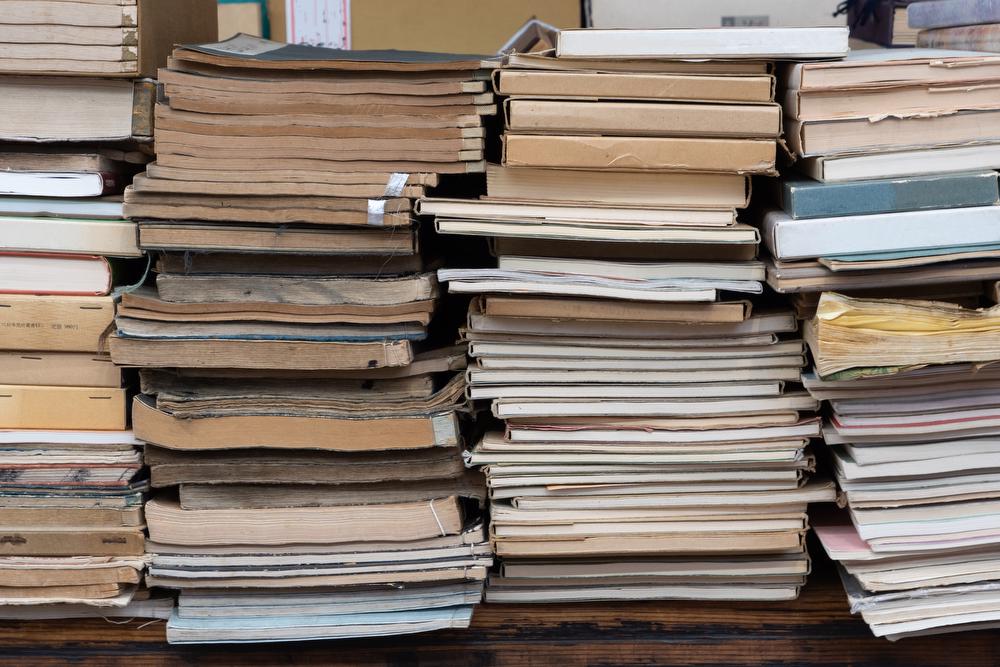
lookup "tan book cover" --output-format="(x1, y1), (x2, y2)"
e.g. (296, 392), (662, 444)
(0, 295), (113, 353)
(0, 385), (125, 430)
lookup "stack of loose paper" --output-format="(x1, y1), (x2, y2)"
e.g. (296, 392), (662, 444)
(806, 292), (1000, 639)
(424, 27), (847, 603)
(768, 50), (1000, 294)
(109, 35), (495, 644)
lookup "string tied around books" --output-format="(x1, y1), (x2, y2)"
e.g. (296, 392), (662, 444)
(428, 500), (447, 537)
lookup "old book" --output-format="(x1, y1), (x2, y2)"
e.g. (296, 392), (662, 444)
(108, 335), (414, 370)
(0, 0), (217, 76)
(762, 206), (1000, 261)
(777, 173), (999, 219)
(494, 70), (775, 103)
(122, 189), (412, 227)
(788, 109), (1000, 157)
(154, 252), (422, 276)
(137, 222), (415, 256)
(505, 100), (782, 138)
(502, 135), (776, 174)
(145, 161), (439, 187)
(493, 237), (759, 262)
(917, 23), (1000, 49)
(0, 507), (141, 528)
(178, 473), (486, 510)
(171, 35), (490, 72)
(807, 292), (1000, 377)
(0, 294), (114, 353)
(496, 257), (765, 282)
(437, 219), (760, 246)
(146, 446), (466, 487)
(505, 52), (770, 75)
(420, 198), (737, 226)
(909, 0), (1000, 27)
(145, 496), (463, 546)
(0, 528), (144, 556)
(131, 395), (460, 452)
(0, 353), (119, 388)
(798, 144), (1000, 182)
(154, 273), (437, 306)
(0, 253), (112, 296)
(785, 48), (1000, 90)
(0, 385), (125, 430)
(477, 296), (751, 324)
(485, 164), (750, 208)
(555, 28), (849, 59)
(0, 217), (140, 258)
(131, 173), (427, 199)
(118, 288), (434, 326)
(0, 78), (154, 141)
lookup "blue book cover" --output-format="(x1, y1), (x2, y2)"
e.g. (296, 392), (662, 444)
(909, 0), (1000, 29)
(780, 171), (999, 219)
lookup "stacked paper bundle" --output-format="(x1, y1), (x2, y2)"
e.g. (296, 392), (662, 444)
(768, 49), (1000, 305)
(0, 0), (213, 622)
(422, 27), (848, 604)
(109, 35), (495, 644)
(911, 0), (1000, 51)
(804, 293), (1000, 639)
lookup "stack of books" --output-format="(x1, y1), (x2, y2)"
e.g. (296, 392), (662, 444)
(804, 293), (1000, 639)
(770, 49), (1000, 298)
(423, 27), (848, 604)
(0, 0), (216, 619)
(109, 35), (496, 644)
(848, 0), (920, 47)
(911, 0), (1000, 51)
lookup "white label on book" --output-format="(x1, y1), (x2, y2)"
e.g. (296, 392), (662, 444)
(432, 413), (459, 446)
(285, 0), (350, 48)
(203, 35), (285, 56)
(384, 172), (409, 197)
(367, 199), (386, 226)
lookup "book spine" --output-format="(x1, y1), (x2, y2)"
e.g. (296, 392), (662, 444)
(909, 0), (1000, 28)
(848, 0), (898, 46)
(784, 173), (1000, 219)
(917, 23), (1000, 48)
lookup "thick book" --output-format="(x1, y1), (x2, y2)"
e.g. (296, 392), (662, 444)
(0, 0), (217, 76)
(908, 0), (1000, 28)
(798, 144), (1000, 182)
(494, 70), (775, 104)
(131, 395), (461, 452)
(0, 385), (126, 430)
(0, 78), (154, 142)
(762, 206), (1000, 260)
(0, 253), (113, 296)
(484, 164), (750, 208)
(917, 23), (1000, 49)
(0, 294), (114, 353)
(0, 216), (140, 258)
(138, 223), (415, 256)
(502, 135), (776, 174)
(0, 528), (143, 556)
(555, 28), (849, 59)
(0, 352), (119, 388)
(0, 172), (120, 198)
(778, 172), (1000, 219)
(145, 497), (464, 546)
(505, 100), (782, 138)
(785, 48), (1000, 90)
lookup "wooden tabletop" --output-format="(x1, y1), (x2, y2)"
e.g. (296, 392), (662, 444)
(0, 555), (993, 666)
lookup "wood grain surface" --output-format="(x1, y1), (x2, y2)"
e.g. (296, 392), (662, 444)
(0, 551), (992, 666)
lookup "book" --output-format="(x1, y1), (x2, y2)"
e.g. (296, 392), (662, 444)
(554, 28), (850, 59)
(917, 23), (1000, 49)
(505, 100), (782, 138)
(0, 0), (218, 76)
(0, 78), (155, 142)
(131, 395), (460, 452)
(494, 70), (776, 104)
(0, 253), (113, 296)
(762, 206), (1000, 261)
(777, 172), (999, 219)
(137, 223), (415, 256)
(0, 294), (114, 353)
(0, 217), (140, 258)
(799, 144), (1000, 182)
(0, 386), (126, 430)
(484, 164), (750, 208)
(502, 135), (777, 174)
(908, 0), (1000, 28)
(785, 48), (1000, 90)
(0, 352), (119, 388)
